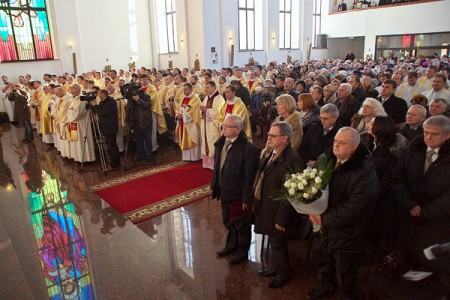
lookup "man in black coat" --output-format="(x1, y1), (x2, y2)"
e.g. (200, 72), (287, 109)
(91, 89), (120, 168)
(125, 86), (153, 161)
(332, 83), (360, 127)
(401, 104), (426, 143)
(299, 103), (341, 167)
(308, 127), (379, 299)
(378, 79), (408, 127)
(253, 121), (305, 288)
(231, 80), (251, 107)
(392, 116), (450, 273)
(211, 114), (259, 265)
(348, 75), (367, 104)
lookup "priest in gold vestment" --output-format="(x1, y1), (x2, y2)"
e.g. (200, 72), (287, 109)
(220, 85), (252, 139)
(175, 83), (201, 161)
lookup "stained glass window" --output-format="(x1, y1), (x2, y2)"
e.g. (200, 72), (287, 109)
(24, 171), (95, 299)
(0, 0), (53, 62)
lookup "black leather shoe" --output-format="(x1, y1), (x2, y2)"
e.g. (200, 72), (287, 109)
(229, 254), (248, 265)
(216, 247), (237, 257)
(307, 286), (333, 299)
(258, 270), (276, 277)
(268, 275), (291, 289)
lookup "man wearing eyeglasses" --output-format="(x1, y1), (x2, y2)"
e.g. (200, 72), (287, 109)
(253, 121), (304, 288)
(211, 114), (259, 265)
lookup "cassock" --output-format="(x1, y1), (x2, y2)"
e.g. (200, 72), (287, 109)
(40, 91), (54, 144)
(54, 93), (72, 158)
(200, 90), (225, 169)
(220, 97), (252, 139)
(175, 93), (201, 161)
(67, 95), (96, 162)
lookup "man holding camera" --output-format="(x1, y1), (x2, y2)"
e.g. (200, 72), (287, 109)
(125, 86), (153, 162)
(8, 84), (33, 143)
(91, 90), (120, 169)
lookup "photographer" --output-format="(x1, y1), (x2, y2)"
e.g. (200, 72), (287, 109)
(91, 90), (120, 169)
(125, 87), (153, 162)
(8, 84), (33, 143)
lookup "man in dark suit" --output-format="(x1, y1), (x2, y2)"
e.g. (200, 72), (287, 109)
(299, 103), (341, 167)
(401, 104), (426, 143)
(348, 75), (367, 104)
(91, 89), (120, 169)
(332, 83), (360, 127)
(211, 114), (259, 265)
(308, 127), (379, 299)
(378, 79), (408, 127)
(231, 80), (251, 107)
(253, 121), (304, 288)
(311, 85), (326, 107)
(392, 116), (450, 273)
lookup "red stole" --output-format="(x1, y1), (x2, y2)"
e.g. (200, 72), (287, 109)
(248, 80), (254, 89)
(225, 103), (235, 115)
(182, 97), (191, 107)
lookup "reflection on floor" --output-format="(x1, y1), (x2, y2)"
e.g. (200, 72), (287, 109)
(0, 123), (341, 299)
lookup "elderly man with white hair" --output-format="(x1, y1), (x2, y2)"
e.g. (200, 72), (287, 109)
(393, 115), (450, 274)
(401, 104), (427, 142)
(332, 83), (361, 127)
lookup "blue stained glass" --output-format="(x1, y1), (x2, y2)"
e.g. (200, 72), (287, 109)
(0, 10), (13, 41)
(31, 0), (46, 8)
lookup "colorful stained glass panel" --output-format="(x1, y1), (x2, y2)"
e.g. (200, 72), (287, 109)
(25, 172), (95, 300)
(0, 0), (53, 61)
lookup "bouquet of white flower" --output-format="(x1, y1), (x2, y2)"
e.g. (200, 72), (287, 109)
(280, 159), (334, 232)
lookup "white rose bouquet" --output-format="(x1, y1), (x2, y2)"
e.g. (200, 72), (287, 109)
(280, 158), (334, 233)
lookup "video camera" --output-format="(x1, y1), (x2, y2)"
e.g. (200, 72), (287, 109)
(120, 82), (142, 100)
(80, 91), (97, 101)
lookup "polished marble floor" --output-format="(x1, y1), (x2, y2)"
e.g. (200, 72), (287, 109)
(0, 123), (369, 299)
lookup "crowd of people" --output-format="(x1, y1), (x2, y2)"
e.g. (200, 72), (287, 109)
(1, 52), (450, 298)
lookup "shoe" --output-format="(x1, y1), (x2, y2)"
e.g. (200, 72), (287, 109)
(268, 275), (291, 289)
(307, 286), (333, 299)
(229, 254), (248, 265)
(258, 270), (276, 277)
(216, 246), (237, 257)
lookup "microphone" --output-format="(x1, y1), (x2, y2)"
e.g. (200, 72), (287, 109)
(423, 242), (450, 260)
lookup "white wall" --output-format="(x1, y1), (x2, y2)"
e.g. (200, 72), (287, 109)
(320, 0), (450, 58)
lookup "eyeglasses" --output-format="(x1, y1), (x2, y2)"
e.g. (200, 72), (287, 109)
(267, 133), (283, 138)
(222, 125), (238, 129)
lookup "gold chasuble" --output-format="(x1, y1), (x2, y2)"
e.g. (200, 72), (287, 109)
(40, 92), (53, 135)
(144, 85), (167, 134)
(220, 98), (252, 139)
(176, 94), (201, 151)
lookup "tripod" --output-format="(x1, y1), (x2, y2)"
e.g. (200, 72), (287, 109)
(123, 101), (136, 171)
(80, 109), (110, 174)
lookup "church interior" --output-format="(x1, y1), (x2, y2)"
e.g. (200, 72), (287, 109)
(0, 0), (449, 299)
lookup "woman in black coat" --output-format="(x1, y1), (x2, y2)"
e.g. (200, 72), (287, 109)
(362, 115), (406, 249)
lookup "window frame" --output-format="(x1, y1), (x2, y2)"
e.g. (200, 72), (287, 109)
(279, 0), (300, 50)
(312, 0), (323, 48)
(238, 0), (263, 51)
(156, 0), (178, 55)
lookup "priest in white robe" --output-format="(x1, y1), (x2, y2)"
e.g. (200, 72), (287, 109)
(67, 84), (96, 163)
(53, 87), (71, 158)
(200, 81), (225, 169)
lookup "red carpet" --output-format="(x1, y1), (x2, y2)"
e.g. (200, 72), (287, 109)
(93, 162), (213, 223)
